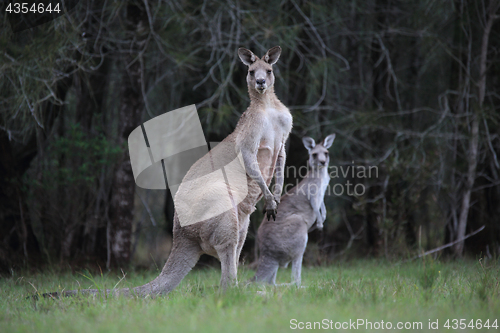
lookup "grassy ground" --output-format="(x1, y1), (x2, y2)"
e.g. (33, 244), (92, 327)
(1, 259), (499, 332)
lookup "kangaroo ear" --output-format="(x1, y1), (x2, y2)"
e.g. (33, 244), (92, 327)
(238, 48), (258, 66)
(302, 137), (316, 151)
(262, 46), (281, 65)
(323, 134), (336, 149)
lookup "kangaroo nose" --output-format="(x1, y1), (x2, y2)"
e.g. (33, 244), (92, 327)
(256, 79), (265, 85)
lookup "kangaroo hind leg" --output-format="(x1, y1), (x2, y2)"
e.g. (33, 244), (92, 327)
(236, 214), (250, 263)
(253, 255), (279, 285)
(133, 239), (201, 297)
(291, 253), (304, 286)
(215, 242), (238, 291)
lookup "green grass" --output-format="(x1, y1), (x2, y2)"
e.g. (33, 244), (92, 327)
(1, 259), (499, 332)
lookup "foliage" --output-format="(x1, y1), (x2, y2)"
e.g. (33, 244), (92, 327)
(1, 0), (500, 268)
(28, 123), (122, 189)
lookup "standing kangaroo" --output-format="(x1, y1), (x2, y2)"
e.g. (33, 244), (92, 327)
(252, 134), (335, 286)
(45, 46), (292, 298)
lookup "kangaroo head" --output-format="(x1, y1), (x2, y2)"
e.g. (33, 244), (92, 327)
(238, 46), (281, 94)
(302, 134), (336, 169)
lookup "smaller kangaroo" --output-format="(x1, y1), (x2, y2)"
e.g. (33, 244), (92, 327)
(252, 134), (335, 286)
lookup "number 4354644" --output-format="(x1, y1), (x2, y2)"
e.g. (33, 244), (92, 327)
(444, 319), (498, 330)
(5, 3), (61, 14)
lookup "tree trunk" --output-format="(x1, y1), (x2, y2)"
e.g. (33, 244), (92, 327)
(107, 2), (147, 267)
(453, 0), (499, 256)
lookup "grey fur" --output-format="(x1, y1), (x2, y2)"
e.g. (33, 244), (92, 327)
(252, 134), (335, 286)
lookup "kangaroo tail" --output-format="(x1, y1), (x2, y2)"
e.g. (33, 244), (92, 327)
(37, 239), (201, 299)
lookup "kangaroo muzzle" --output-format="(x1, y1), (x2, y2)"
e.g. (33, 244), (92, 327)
(255, 79), (267, 93)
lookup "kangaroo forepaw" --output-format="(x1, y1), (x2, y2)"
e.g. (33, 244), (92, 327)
(266, 208), (277, 221)
(263, 197), (277, 221)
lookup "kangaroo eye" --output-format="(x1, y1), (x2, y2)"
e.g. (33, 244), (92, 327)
(312, 153), (317, 158)
(249, 70), (255, 76)
(267, 70), (272, 74)
(325, 152), (329, 156)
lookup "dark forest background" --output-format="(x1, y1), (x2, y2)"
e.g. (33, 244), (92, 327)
(1, 0), (500, 273)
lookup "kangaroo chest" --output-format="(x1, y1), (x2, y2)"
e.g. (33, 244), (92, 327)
(318, 172), (329, 200)
(304, 171), (329, 206)
(257, 107), (292, 183)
